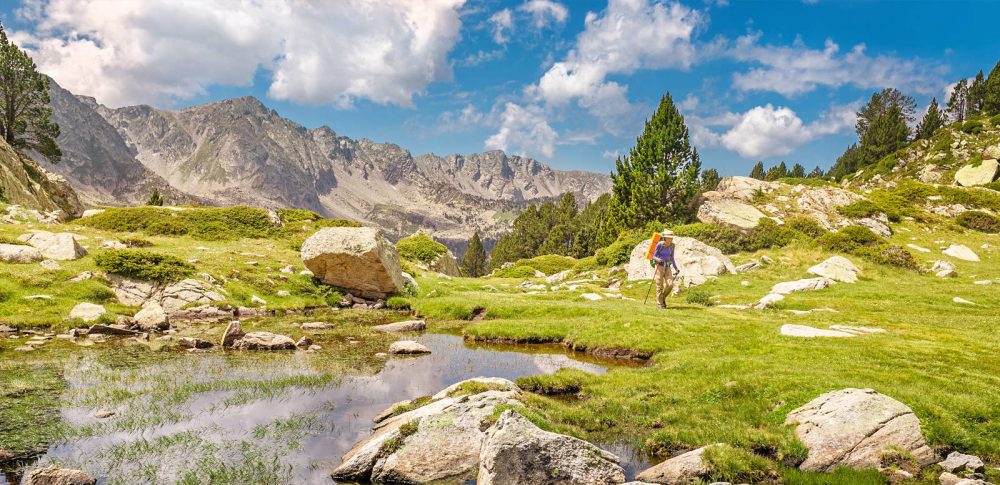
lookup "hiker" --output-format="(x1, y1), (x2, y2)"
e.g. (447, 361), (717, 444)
(651, 230), (680, 309)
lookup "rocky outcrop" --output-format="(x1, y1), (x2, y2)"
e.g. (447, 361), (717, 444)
(478, 410), (626, 485)
(430, 250), (461, 276)
(808, 256), (861, 283)
(17, 231), (87, 260)
(0, 243), (43, 263)
(23, 465), (96, 485)
(696, 199), (767, 230)
(770, 277), (834, 295)
(625, 238), (736, 286)
(69, 303), (106, 322)
(954, 159), (999, 187)
(939, 452), (985, 473)
(133, 302), (168, 331)
(702, 176), (782, 202)
(785, 388), (936, 471)
(108, 275), (225, 314)
(301, 227), (405, 299)
(0, 135), (82, 219)
(231, 331), (296, 350)
(794, 186), (864, 230)
(332, 378), (523, 484)
(634, 444), (721, 484)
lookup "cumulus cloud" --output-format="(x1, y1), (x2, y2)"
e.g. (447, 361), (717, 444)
(489, 8), (514, 44)
(485, 102), (557, 158)
(518, 0), (569, 28)
(718, 103), (857, 158)
(728, 33), (947, 96)
(13, 0), (466, 108)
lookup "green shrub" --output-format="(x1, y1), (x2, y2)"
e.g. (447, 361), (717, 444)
(684, 287), (714, 306)
(492, 265), (538, 278)
(76, 206), (279, 240)
(957, 211), (1000, 233)
(313, 219), (362, 228)
(277, 208), (321, 222)
(931, 131), (954, 152)
(784, 216), (826, 238)
(119, 237), (153, 248)
(961, 120), (983, 134)
(386, 296), (411, 310)
(396, 232), (447, 264)
(837, 200), (881, 219)
(0, 235), (30, 246)
(572, 256), (600, 272)
(856, 244), (919, 270)
(672, 219), (806, 254)
(817, 226), (881, 253)
(515, 254), (576, 275)
(94, 250), (195, 282)
(595, 239), (637, 266)
(286, 274), (342, 307)
(937, 186), (1000, 212)
(991, 113), (1000, 126)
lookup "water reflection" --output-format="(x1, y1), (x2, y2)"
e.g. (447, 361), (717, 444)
(5, 334), (648, 484)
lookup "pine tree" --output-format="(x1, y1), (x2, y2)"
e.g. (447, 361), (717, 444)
(749, 161), (765, 180)
(984, 60), (1000, 116)
(947, 79), (969, 122)
(146, 189), (164, 206)
(571, 193), (611, 258)
(790, 163), (806, 178)
(0, 23), (61, 162)
(860, 104), (909, 166)
(807, 166), (825, 178)
(915, 98), (945, 140)
(764, 162), (788, 181)
(856, 88), (916, 139)
(968, 70), (986, 114)
(606, 92), (701, 233)
(460, 232), (487, 277)
(700, 168), (721, 192)
(829, 144), (863, 181)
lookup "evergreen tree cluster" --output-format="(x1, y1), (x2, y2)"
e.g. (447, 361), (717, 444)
(748, 161), (820, 181)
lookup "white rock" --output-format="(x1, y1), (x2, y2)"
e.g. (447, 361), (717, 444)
(954, 159), (999, 187)
(580, 293), (603, 301)
(807, 256), (861, 283)
(389, 340), (431, 355)
(18, 231), (87, 260)
(80, 209), (105, 218)
(754, 293), (784, 309)
(301, 227), (405, 299)
(907, 244), (931, 253)
(69, 303), (107, 322)
(770, 277), (834, 295)
(276, 290), (291, 297)
(943, 244), (980, 262)
(39, 259), (60, 270)
(232, 331), (296, 350)
(372, 320), (426, 333)
(697, 199), (767, 230)
(973, 280), (992, 285)
(953, 297), (975, 305)
(0, 243), (43, 263)
(780, 324), (856, 338)
(134, 302), (168, 331)
(938, 451), (985, 473)
(635, 444), (721, 484)
(250, 295), (267, 305)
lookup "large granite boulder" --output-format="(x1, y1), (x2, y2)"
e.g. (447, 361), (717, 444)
(635, 444), (721, 484)
(795, 186), (864, 230)
(478, 410), (626, 485)
(943, 244), (980, 262)
(430, 250), (461, 276)
(69, 303), (106, 322)
(808, 256), (861, 283)
(134, 302), (168, 331)
(301, 227), (405, 299)
(0, 243), (42, 263)
(332, 378), (522, 484)
(159, 278), (225, 312)
(23, 465), (96, 485)
(626, 237), (736, 286)
(703, 176), (783, 202)
(785, 388), (936, 471)
(697, 199), (768, 230)
(770, 277), (834, 295)
(231, 332), (296, 350)
(954, 159), (999, 187)
(18, 231), (87, 260)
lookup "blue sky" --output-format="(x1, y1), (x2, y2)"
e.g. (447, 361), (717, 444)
(2, 0), (998, 176)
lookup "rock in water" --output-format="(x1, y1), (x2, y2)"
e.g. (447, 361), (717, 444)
(232, 331), (295, 350)
(388, 340), (431, 355)
(696, 199), (768, 230)
(69, 303), (107, 322)
(220, 320), (245, 347)
(635, 444), (721, 484)
(18, 231), (87, 260)
(24, 465), (96, 485)
(785, 388), (936, 471)
(954, 159), (999, 187)
(372, 320), (426, 333)
(626, 237), (736, 285)
(134, 302), (168, 331)
(301, 227), (405, 299)
(808, 256), (861, 283)
(178, 337), (213, 349)
(0, 243), (43, 263)
(478, 409), (626, 485)
(943, 244), (980, 262)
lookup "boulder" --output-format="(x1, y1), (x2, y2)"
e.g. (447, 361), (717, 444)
(478, 409), (626, 485)
(23, 465), (96, 485)
(770, 277), (834, 295)
(0, 243), (43, 263)
(169, 305), (232, 323)
(705, 176), (783, 202)
(780, 324), (856, 338)
(795, 187), (864, 230)
(807, 256), (861, 283)
(301, 227), (405, 299)
(220, 320), (245, 347)
(134, 302), (168, 331)
(785, 388), (936, 471)
(373, 320), (426, 333)
(108, 275), (161, 307)
(232, 331), (296, 350)
(87, 324), (138, 336)
(930, 260), (958, 278)
(954, 159), (999, 187)
(69, 303), (107, 322)
(985, 144), (1000, 160)
(80, 209), (105, 218)
(938, 452), (985, 473)
(301, 321), (333, 331)
(697, 199), (768, 230)
(333, 379), (522, 483)
(854, 213), (892, 238)
(626, 237), (736, 286)
(635, 444), (721, 484)
(18, 231), (87, 260)
(754, 293), (784, 309)
(943, 244), (980, 262)
(178, 337), (213, 349)
(389, 340), (431, 355)
(159, 278), (225, 313)
(430, 250), (461, 277)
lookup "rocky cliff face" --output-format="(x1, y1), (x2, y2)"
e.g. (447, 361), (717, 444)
(42, 86), (610, 246)
(0, 136), (82, 220)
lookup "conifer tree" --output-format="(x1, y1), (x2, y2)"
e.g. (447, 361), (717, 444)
(829, 143), (863, 181)
(856, 88), (916, 139)
(947, 79), (969, 122)
(764, 162), (788, 181)
(699, 168), (721, 192)
(790, 163), (806, 178)
(915, 98), (945, 140)
(0, 23), (61, 162)
(146, 189), (164, 206)
(860, 104), (909, 165)
(749, 161), (765, 179)
(607, 92), (701, 233)
(460, 232), (487, 277)
(968, 70), (986, 113)
(807, 166), (825, 178)
(983, 60), (1000, 116)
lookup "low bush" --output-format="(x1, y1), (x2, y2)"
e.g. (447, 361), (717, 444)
(94, 250), (195, 282)
(286, 274), (342, 307)
(77, 206), (279, 240)
(515, 254), (576, 275)
(856, 244), (919, 270)
(313, 218), (362, 229)
(961, 120), (984, 134)
(937, 186), (1000, 212)
(684, 287), (714, 306)
(783, 216), (827, 238)
(572, 256), (600, 272)
(837, 200), (881, 219)
(396, 232), (447, 263)
(672, 219), (808, 254)
(991, 113), (1000, 126)
(956, 211), (1000, 233)
(276, 208), (321, 222)
(492, 265), (538, 279)
(817, 226), (881, 253)
(595, 239), (638, 266)
(119, 237), (153, 248)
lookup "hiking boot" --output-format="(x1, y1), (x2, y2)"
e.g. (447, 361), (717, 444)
(658, 304), (666, 310)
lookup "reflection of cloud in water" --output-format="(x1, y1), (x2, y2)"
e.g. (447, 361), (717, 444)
(25, 334), (632, 485)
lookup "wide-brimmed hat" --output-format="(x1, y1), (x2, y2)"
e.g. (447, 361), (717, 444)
(661, 229), (675, 238)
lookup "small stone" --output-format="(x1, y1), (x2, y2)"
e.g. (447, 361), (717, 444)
(40, 259), (60, 270)
(301, 321), (332, 330)
(953, 297), (975, 305)
(276, 290), (291, 297)
(372, 320), (426, 333)
(581, 293), (603, 301)
(94, 411), (115, 419)
(308, 344), (321, 351)
(178, 337), (213, 349)
(907, 244), (931, 253)
(23, 465), (95, 485)
(250, 295), (267, 305)
(295, 336), (312, 348)
(388, 340), (431, 355)
(740, 281), (750, 286)
(939, 451), (985, 473)
(220, 320), (245, 347)
(754, 293), (784, 309)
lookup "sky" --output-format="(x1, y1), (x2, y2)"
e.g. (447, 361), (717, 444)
(1, 0), (997, 177)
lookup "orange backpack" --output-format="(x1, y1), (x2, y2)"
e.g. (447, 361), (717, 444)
(644, 233), (661, 265)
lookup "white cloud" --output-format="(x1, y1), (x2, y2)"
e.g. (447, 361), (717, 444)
(718, 103), (857, 159)
(518, 0), (569, 28)
(485, 102), (557, 158)
(728, 33), (947, 96)
(489, 8), (514, 44)
(14, 0), (466, 108)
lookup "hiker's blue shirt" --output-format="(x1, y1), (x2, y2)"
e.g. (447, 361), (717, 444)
(653, 241), (679, 271)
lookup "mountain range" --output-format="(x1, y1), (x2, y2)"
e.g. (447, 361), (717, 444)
(33, 79), (611, 250)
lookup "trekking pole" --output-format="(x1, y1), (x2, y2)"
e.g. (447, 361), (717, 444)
(643, 273), (654, 304)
